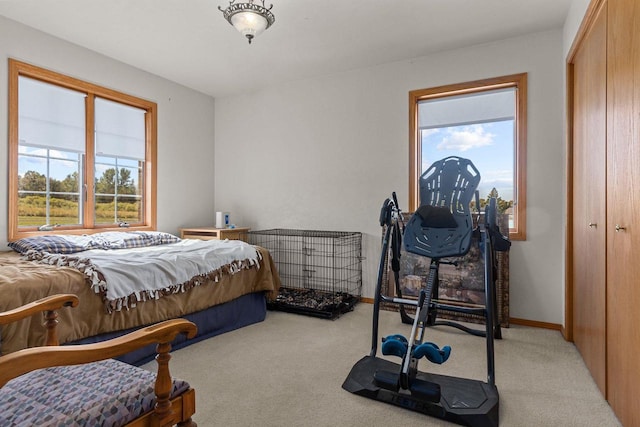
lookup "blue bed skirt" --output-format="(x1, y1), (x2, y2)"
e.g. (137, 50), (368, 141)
(69, 292), (267, 366)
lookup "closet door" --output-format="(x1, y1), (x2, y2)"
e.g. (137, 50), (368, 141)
(606, 0), (640, 424)
(572, 0), (607, 397)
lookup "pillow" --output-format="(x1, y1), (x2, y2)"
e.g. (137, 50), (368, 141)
(8, 235), (94, 255)
(8, 232), (180, 255)
(89, 231), (180, 250)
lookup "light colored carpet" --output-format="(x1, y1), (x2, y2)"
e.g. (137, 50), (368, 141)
(143, 303), (621, 426)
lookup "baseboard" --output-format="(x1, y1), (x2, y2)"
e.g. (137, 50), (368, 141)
(360, 298), (563, 332)
(509, 317), (562, 331)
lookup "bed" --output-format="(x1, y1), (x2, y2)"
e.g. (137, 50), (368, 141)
(0, 231), (280, 365)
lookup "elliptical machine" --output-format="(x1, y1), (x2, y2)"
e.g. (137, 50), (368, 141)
(342, 157), (510, 427)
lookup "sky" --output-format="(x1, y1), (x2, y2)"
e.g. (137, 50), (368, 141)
(18, 146), (79, 182)
(421, 120), (514, 201)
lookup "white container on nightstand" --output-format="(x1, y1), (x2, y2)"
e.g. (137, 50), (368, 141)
(215, 212), (230, 229)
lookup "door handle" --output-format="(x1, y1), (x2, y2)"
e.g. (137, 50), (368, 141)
(588, 222), (597, 228)
(615, 224), (626, 232)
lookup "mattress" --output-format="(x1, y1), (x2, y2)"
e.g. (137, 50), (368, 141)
(0, 247), (280, 356)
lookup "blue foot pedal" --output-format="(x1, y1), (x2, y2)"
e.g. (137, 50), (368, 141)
(412, 342), (451, 364)
(381, 335), (408, 358)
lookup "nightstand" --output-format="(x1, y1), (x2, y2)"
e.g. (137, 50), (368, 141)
(179, 227), (250, 242)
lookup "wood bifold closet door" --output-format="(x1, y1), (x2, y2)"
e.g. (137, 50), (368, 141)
(605, 0), (640, 425)
(571, 0), (607, 397)
(572, 0), (640, 425)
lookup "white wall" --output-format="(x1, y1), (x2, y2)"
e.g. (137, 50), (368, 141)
(215, 30), (566, 324)
(564, 0), (593, 58)
(0, 16), (217, 247)
(0, 15), (569, 325)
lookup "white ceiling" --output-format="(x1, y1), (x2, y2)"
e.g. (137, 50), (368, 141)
(0, 0), (572, 98)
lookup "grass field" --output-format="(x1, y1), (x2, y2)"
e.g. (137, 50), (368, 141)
(18, 196), (140, 227)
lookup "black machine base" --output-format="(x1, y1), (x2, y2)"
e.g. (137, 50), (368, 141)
(342, 356), (499, 427)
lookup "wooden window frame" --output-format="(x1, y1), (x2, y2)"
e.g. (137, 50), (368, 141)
(8, 59), (157, 241)
(409, 73), (527, 240)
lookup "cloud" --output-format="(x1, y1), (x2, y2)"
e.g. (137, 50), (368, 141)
(18, 148), (80, 178)
(437, 125), (495, 152)
(477, 169), (514, 200)
(482, 169), (513, 181)
(421, 128), (440, 138)
(19, 146), (76, 160)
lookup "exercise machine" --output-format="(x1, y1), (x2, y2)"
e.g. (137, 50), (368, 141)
(342, 157), (510, 427)
(397, 156), (507, 338)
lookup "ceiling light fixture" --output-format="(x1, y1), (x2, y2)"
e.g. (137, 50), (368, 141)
(218, 0), (275, 44)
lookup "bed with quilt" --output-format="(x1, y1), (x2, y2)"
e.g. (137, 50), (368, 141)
(0, 231), (280, 365)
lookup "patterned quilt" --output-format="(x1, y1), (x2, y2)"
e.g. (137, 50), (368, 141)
(22, 236), (262, 313)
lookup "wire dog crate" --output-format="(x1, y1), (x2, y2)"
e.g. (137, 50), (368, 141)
(248, 229), (363, 319)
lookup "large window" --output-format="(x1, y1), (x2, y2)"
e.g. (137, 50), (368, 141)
(8, 59), (157, 240)
(409, 73), (527, 240)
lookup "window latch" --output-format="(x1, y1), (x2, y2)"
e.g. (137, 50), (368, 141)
(38, 224), (60, 231)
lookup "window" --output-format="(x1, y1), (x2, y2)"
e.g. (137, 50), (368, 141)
(8, 59), (157, 240)
(409, 73), (527, 240)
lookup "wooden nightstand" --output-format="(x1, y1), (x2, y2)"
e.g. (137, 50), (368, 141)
(179, 227), (250, 242)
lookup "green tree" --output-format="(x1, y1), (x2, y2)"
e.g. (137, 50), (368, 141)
(49, 177), (63, 193)
(96, 168), (137, 195)
(484, 188), (512, 213)
(117, 168), (136, 195)
(61, 171), (79, 193)
(96, 168), (117, 194)
(19, 171), (46, 192)
(470, 188), (513, 214)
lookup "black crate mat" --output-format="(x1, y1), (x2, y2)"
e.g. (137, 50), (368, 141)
(267, 287), (358, 319)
